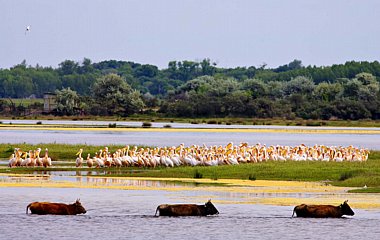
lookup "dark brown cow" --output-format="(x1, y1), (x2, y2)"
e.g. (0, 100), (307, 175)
(155, 199), (219, 216)
(26, 199), (86, 215)
(292, 200), (354, 218)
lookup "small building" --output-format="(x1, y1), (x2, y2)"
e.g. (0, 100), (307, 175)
(43, 92), (57, 113)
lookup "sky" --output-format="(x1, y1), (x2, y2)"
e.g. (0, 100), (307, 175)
(1, 0), (379, 70)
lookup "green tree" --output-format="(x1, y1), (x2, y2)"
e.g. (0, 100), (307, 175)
(55, 88), (81, 115)
(283, 76), (315, 96)
(91, 74), (144, 116)
(58, 60), (79, 75)
(241, 78), (268, 99)
(313, 82), (343, 102)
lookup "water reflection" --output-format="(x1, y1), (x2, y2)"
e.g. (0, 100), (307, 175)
(0, 172), (360, 202)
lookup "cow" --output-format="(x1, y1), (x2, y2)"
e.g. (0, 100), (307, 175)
(26, 199), (86, 215)
(292, 200), (354, 218)
(155, 199), (219, 216)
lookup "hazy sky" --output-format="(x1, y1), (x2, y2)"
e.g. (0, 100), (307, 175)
(1, 0), (379, 69)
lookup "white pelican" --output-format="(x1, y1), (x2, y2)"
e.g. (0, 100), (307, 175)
(35, 148), (43, 166)
(42, 148), (52, 167)
(76, 149), (83, 167)
(86, 153), (93, 168)
(94, 152), (105, 168)
(8, 154), (16, 167)
(20, 151), (31, 166)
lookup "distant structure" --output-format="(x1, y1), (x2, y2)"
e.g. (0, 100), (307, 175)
(43, 92), (57, 113)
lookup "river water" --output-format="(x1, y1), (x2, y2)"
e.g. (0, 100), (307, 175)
(1, 119), (380, 149)
(0, 186), (379, 240)
(1, 128), (380, 150)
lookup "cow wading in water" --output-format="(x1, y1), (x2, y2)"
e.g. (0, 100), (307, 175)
(155, 199), (219, 216)
(292, 200), (354, 218)
(26, 199), (86, 215)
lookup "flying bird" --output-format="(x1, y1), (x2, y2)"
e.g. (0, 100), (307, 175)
(25, 25), (30, 35)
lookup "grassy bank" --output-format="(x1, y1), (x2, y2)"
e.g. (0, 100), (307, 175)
(1, 143), (379, 192)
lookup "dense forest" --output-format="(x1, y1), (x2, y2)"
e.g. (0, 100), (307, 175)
(1, 59), (380, 120)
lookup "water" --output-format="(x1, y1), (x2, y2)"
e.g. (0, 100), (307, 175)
(0, 187), (379, 240)
(1, 128), (380, 149)
(1, 119), (380, 149)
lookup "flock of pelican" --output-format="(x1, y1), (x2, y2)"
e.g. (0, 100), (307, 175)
(8, 147), (52, 168)
(75, 143), (370, 168)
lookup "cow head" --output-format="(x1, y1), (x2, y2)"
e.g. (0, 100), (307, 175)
(74, 199), (87, 214)
(340, 200), (354, 216)
(205, 199), (219, 215)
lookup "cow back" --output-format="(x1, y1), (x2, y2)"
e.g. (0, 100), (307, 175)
(294, 204), (343, 218)
(27, 201), (86, 215)
(28, 202), (71, 215)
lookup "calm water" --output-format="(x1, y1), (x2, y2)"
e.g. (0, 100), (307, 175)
(0, 187), (379, 240)
(1, 129), (379, 150)
(1, 119), (380, 149)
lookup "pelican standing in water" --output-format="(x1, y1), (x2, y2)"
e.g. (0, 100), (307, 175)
(76, 149), (84, 167)
(86, 153), (93, 168)
(42, 148), (52, 167)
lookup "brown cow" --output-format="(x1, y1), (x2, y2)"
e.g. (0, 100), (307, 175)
(155, 199), (219, 216)
(26, 199), (86, 215)
(292, 200), (354, 218)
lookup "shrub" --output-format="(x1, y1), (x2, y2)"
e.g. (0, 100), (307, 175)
(248, 174), (256, 181)
(207, 120), (217, 124)
(108, 123), (117, 128)
(142, 122), (152, 128)
(306, 121), (322, 126)
(339, 172), (354, 181)
(194, 170), (203, 179)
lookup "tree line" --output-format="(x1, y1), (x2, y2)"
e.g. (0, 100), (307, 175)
(0, 59), (379, 120)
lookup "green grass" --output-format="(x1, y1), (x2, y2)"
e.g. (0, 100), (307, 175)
(5, 98), (44, 107)
(1, 143), (380, 192)
(348, 187), (380, 193)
